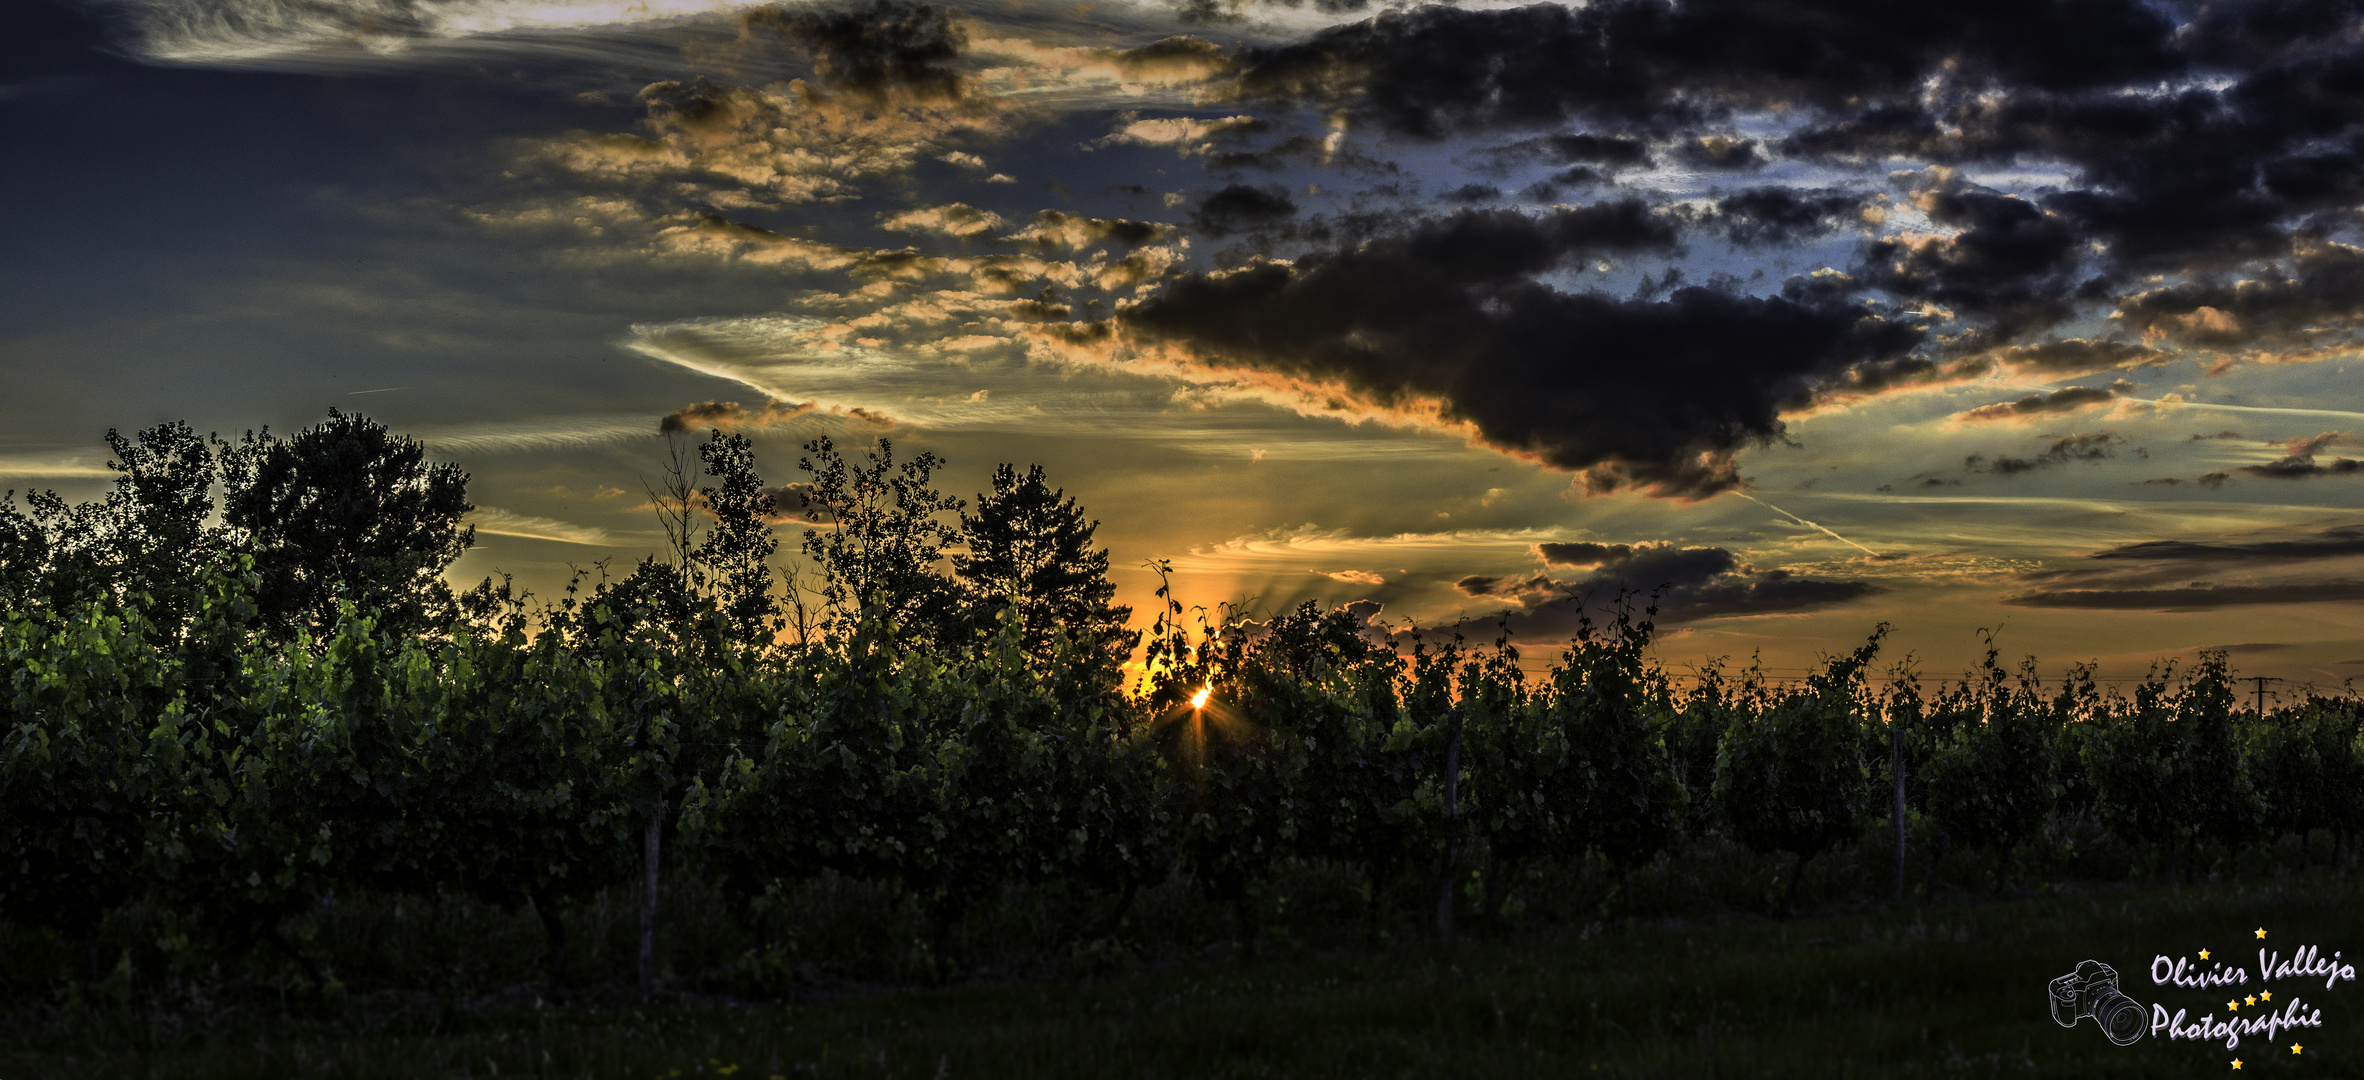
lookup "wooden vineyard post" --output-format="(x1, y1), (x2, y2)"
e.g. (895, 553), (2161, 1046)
(1437, 706), (1463, 940)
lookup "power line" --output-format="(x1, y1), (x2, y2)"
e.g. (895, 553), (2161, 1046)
(2247, 676), (2281, 716)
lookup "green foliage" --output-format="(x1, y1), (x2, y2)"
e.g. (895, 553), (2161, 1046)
(1546, 605), (1683, 878)
(2243, 695), (2364, 859)
(2083, 652), (2265, 883)
(1715, 628), (1886, 915)
(1922, 638), (2058, 890)
(1243, 603), (1434, 933)
(16, 412), (2364, 1005)
(0, 602), (183, 950)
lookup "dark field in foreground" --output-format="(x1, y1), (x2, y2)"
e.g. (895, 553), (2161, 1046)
(8, 874), (2362, 1079)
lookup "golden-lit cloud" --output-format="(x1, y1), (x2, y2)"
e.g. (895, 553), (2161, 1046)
(880, 202), (1007, 238)
(1093, 114), (1262, 155)
(538, 78), (1011, 208)
(965, 32), (1233, 95)
(1956, 382), (2137, 422)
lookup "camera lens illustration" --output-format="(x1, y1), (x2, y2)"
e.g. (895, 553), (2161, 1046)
(2049, 960), (2147, 1046)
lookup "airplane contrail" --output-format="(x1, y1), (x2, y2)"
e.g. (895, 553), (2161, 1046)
(1727, 491), (1884, 557)
(2118, 398), (2364, 423)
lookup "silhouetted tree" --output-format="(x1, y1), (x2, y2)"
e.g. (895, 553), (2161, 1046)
(1, 421), (220, 632)
(954, 463), (1131, 666)
(696, 432), (780, 649)
(219, 409), (473, 641)
(793, 436), (961, 648)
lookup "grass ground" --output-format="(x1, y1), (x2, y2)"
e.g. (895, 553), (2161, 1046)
(7, 871), (2361, 1079)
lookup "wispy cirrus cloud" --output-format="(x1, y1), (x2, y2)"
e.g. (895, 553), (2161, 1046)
(0, 453), (116, 479)
(410, 415), (654, 454)
(93, 0), (749, 66)
(468, 505), (611, 545)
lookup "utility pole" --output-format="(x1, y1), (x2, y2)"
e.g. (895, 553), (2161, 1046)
(2247, 676), (2280, 718)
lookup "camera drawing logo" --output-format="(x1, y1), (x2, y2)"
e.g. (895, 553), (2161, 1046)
(2052, 959), (2147, 1046)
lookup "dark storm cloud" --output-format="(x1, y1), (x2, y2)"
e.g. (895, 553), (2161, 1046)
(2179, 0), (2364, 67)
(1455, 573), (1504, 595)
(1230, 0), (2181, 140)
(662, 399), (806, 434)
(759, 482), (835, 524)
(1455, 571), (1558, 602)
(1535, 540), (1637, 566)
(1958, 382), (2132, 421)
(1862, 185), (2086, 338)
(739, 0), (968, 102)
(1672, 135), (1765, 171)
(2090, 524), (2364, 562)
(1982, 338), (2165, 375)
(2236, 432), (2364, 478)
(1121, 203), (1921, 497)
(1712, 187), (1872, 247)
(1476, 543), (1880, 629)
(2244, 455), (2364, 478)
(2142, 471), (2235, 487)
(2115, 240), (2364, 349)
(2006, 520), (2364, 607)
(1188, 184), (1299, 235)
(1782, 48), (2364, 276)
(2004, 581), (2364, 609)
(1208, 135), (1328, 171)
(1964, 432), (2120, 474)
(1488, 132), (1656, 169)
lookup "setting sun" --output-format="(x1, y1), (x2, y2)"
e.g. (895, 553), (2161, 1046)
(1190, 686), (1211, 710)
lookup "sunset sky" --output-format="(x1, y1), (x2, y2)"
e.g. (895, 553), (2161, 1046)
(7, 0), (2364, 691)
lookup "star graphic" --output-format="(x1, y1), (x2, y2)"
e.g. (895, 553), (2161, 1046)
(2293, 1045), (2304, 1055)
(2201, 949), (2213, 960)
(2261, 991), (2273, 1002)
(2257, 928), (2269, 939)
(2234, 1058), (2244, 1069)
(2230, 1000), (2241, 1011)
(2247, 995), (2258, 1006)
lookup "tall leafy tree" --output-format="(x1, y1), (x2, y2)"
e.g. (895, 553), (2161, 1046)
(218, 409), (473, 641)
(98, 422), (221, 631)
(793, 436), (962, 647)
(4, 422), (219, 621)
(953, 464), (1131, 667)
(0, 490), (43, 610)
(696, 432), (781, 649)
